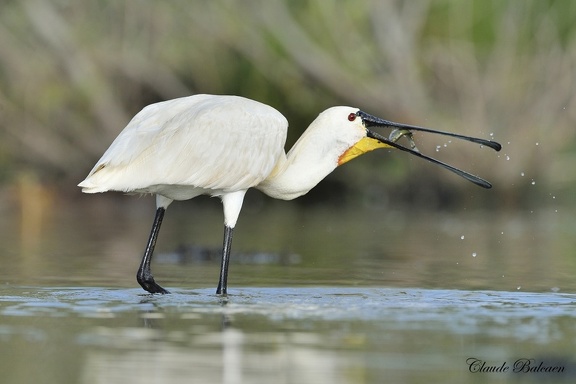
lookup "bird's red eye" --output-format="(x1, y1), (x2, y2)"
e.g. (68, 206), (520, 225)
(348, 113), (356, 121)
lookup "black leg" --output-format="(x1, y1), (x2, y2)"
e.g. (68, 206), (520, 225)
(137, 207), (170, 294)
(216, 225), (234, 295)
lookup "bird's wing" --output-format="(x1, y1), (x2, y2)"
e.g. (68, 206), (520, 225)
(79, 95), (288, 194)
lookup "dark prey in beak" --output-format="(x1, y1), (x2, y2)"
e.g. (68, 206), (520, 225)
(357, 110), (502, 189)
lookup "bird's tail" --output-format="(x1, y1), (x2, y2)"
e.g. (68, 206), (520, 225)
(77, 179), (107, 193)
(78, 163), (110, 193)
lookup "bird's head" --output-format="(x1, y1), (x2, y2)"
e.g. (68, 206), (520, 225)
(320, 106), (501, 189)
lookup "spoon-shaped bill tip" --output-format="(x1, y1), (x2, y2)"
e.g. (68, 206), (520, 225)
(357, 110), (502, 152)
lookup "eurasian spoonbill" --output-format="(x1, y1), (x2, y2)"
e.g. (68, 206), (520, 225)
(79, 94), (501, 295)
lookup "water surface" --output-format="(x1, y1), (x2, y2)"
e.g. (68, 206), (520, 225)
(0, 197), (574, 383)
(1, 286), (575, 384)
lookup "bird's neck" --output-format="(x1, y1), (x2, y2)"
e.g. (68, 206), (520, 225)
(256, 128), (344, 200)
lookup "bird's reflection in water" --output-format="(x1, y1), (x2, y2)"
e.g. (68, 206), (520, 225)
(81, 294), (342, 384)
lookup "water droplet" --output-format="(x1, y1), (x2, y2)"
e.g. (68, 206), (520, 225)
(551, 287), (560, 292)
(520, 172), (525, 177)
(489, 132), (494, 137)
(517, 286), (521, 290)
(472, 252), (477, 257)
(506, 155), (510, 160)
(535, 142), (539, 146)
(460, 235), (465, 240)
(531, 180), (536, 185)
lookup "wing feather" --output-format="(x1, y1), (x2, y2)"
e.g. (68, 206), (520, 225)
(79, 95), (288, 194)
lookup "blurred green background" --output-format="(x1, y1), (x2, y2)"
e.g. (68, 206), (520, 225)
(1, 5), (575, 382)
(0, 0), (574, 210)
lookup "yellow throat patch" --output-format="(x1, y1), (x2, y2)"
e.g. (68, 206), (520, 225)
(338, 136), (391, 166)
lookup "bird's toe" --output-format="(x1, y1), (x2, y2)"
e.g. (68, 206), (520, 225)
(137, 274), (170, 294)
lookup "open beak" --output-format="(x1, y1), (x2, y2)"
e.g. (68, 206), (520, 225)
(357, 110), (502, 189)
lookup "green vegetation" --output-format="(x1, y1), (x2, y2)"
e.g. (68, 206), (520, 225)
(0, 0), (574, 208)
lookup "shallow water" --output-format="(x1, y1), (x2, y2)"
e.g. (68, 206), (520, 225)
(1, 286), (576, 384)
(0, 196), (575, 383)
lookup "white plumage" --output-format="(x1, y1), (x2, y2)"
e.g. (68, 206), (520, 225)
(80, 95), (287, 198)
(79, 94), (500, 295)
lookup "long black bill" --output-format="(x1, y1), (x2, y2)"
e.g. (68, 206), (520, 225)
(357, 110), (501, 189)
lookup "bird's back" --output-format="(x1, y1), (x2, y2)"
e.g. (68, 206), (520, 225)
(79, 95), (288, 197)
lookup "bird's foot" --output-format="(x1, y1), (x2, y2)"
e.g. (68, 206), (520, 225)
(137, 274), (170, 294)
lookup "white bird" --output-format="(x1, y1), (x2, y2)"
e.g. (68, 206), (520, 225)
(79, 94), (501, 295)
